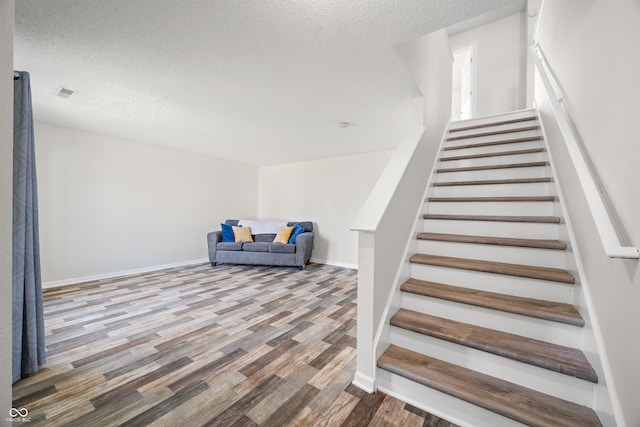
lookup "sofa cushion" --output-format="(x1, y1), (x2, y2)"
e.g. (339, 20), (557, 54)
(242, 242), (270, 252)
(221, 223), (236, 242)
(287, 221), (313, 232)
(274, 226), (293, 244)
(254, 233), (277, 243)
(288, 223), (305, 244)
(233, 226), (254, 242)
(269, 243), (296, 254)
(217, 242), (243, 251)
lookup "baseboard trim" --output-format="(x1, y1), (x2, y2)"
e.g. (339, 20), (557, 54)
(310, 257), (358, 269)
(44, 257), (357, 289)
(352, 371), (376, 393)
(42, 258), (210, 289)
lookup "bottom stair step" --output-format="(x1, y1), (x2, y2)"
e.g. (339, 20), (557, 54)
(377, 344), (602, 427)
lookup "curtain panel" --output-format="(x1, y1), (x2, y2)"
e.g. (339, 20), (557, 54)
(12, 70), (46, 382)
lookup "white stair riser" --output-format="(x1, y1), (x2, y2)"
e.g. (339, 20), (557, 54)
(398, 292), (580, 347)
(440, 152), (546, 168)
(409, 263), (572, 302)
(415, 240), (566, 269)
(432, 182), (551, 197)
(447, 121), (539, 139)
(443, 139), (542, 157)
(426, 200), (554, 216)
(435, 166), (548, 182)
(376, 369), (530, 427)
(422, 218), (559, 239)
(389, 327), (595, 407)
(449, 110), (537, 131)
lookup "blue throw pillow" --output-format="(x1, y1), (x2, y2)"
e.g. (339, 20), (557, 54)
(289, 223), (305, 244)
(221, 223), (236, 242)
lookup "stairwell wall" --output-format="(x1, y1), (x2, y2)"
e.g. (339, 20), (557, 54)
(535, 1), (640, 425)
(351, 29), (452, 391)
(449, 12), (528, 117)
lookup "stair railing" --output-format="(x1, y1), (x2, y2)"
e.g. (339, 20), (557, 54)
(532, 44), (639, 259)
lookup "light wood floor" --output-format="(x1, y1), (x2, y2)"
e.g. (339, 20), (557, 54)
(13, 262), (456, 426)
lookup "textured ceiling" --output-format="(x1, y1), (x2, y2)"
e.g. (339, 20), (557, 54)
(15, 0), (518, 166)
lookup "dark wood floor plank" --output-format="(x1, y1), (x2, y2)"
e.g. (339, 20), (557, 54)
(204, 375), (284, 427)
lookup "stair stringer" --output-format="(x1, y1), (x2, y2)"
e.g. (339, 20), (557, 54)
(537, 112), (617, 427)
(370, 121), (451, 373)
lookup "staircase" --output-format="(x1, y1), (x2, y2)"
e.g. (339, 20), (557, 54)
(375, 110), (603, 427)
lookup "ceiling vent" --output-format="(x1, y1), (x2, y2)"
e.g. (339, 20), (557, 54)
(55, 86), (77, 99)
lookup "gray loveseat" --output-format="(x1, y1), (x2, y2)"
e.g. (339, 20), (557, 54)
(207, 219), (314, 268)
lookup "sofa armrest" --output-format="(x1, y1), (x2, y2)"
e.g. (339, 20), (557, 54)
(207, 231), (222, 265)
(294, 232), (314, 267)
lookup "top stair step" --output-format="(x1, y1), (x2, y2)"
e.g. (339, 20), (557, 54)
(449, 115), (537, 133)
(447, 125), (539, 141)
(378, 345), (602, 427)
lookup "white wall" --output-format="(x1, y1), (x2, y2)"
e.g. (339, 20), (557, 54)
(36, 123), (259, 284)
(449, 12), (527, 118)
(1, 0), (14, 414)
(259, 150), (392, 267)
(535, 1), (640, 425)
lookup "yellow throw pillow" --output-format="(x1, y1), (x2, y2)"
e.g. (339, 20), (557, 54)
(273, 226), (293, 244)
(233, 226), (254, 242)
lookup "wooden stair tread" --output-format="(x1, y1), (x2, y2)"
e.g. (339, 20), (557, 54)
(409, 253), (574, 283)
(390, 309), (596, 382)
(444, 136), (541, 151)
(401, 278), (584, 326)
(423, 213), (560, 223)
(428, 196), (556, 202)
(433, 177), (550, 187)
(417, 232), (567, 250)
(437, 161), (548, 173)
(378, 345), (602, 427)
(447, 125), (539, 141)
(441, 148), (544, 161)
(449, 116), (537, 133)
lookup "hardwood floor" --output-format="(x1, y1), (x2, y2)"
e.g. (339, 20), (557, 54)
(13, 263), (456, 426)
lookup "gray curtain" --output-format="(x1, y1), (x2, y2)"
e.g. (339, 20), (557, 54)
(13, 70), (46, 382)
